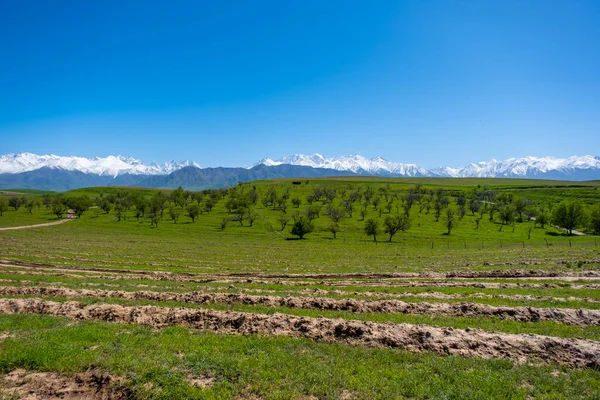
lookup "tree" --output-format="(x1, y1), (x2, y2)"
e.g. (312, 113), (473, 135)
(327, 223), (341, 239)
(444, 208), (457, 235)
(536, 211), (549, 228)
(169, 208), (181, 223)
(51, 199), (67, 219)
(305, 205), (321, 221)
(186, 204), (200, 223)
(290, 216), (314, 239)
(327, 207), (345, 224)
(25, 199), (35, 214)
(291, 197), (301, 208)
(277, 214), (291, 231)
(69, 195), (92, 217)
(0, 198), (8, 216)
(383, 214), (410, 242)
(364, 218), (381, 242)
(469, 198), (481, 216)
(245, 209), (258, 227)
(588, 204), (600, 235)
(8, 197), (22, 211)
(552, 200), (587, 235)
(498, 205), (515, 232)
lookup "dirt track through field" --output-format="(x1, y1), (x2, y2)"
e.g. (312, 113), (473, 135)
(0, 298), (598, 368)
(0, 213), (75, 231)
(1, 286), (598, 326)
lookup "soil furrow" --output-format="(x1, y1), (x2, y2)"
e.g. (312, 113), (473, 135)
(1, 286), (598, 326)
(0, 298), (598, 368)
(3, 261), (599, 279)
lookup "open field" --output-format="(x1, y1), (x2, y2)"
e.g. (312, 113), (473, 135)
(0, 178), (599, 398)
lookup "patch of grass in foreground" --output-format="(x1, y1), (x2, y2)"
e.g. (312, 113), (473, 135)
(0, 315), (599, 399)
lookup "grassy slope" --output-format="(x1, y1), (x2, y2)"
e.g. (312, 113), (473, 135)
(1, 178), (600, 398)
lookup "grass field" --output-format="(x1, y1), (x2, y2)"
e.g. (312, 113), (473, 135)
(0, 178), (599, 399)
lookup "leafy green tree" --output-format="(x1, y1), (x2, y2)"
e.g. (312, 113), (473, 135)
(588, 204), (600, 235)
(51, 199), (67, 219)
(0, 198), (8, 216)
(8, 197), (22, 211)
(290, 216), (314, 239)
(327, 223), (341, 239)
(552, 200), (587, 235)
(364, 218), (381, 242)
(536, 210), (549, 228)
(186, 204), (200, 223)
(245, 209), (258, 227)
(69, 195), (92, 217)
(498, 205), (515, 232)
(445, 208), (458, 235)
(383, 214), (410, 242)
(327, 207), (345, 224)
(25, 199), (35, 214)
(169, 207), (181, 223)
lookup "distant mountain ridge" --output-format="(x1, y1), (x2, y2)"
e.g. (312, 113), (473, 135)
(0, 152), (599, 191)
(251, 154), (600, 180)
(0, 153), (199, 177)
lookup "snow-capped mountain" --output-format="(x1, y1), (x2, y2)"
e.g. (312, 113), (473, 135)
(250, 154), (600, 180)
(249, 154), (430, 177)
(0, 153), (199, 177)
(434, 155), (600, 178)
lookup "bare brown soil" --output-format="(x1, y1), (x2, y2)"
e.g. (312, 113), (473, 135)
(0, 368), (130, 399)
(3, 263), (600, 290)
(3, 261), (599, 280)
(297, 288), (600, 304)
(0, 285), (599, 326)
(0, 298), (597, 368)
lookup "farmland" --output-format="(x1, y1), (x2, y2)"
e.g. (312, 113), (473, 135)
(0, 177), (599, 399)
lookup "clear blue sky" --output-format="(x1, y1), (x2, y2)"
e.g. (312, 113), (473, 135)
(1, 0), (599, 168)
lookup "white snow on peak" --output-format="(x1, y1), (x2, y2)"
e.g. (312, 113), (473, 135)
(434, 155), (600, 178)
(0, 153), (200, 177)
(248, 153), (431, 176)
(250, 154), (600, 178)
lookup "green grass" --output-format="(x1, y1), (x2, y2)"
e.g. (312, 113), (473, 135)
(1, 179), (600, 398)
(0, 315), (599, 399)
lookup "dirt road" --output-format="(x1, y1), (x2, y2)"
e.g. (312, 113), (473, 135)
(0, 211), (75, 231)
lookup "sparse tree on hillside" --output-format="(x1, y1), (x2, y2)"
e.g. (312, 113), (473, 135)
(291, 216), (314, 239)
(327, 207), (345, 224)
(277, 214), (291, 231)
(469, 198), (481, 216)
(327, 222), (341, 239)
(0, 198), (8, 216)
(445, 208), (458, 235)
(51, 199), (67, 219)
(245, 209), (258, 227)
(25, 199), (35, 214)
(498, 205), (515, 232)
(169, 207), (181, 223)
(383, 214), (410, 242)
(588, 204), (600, 235)
(186, 204), (200, 223)
(8, 197), (22, 211)
(552, 200), (587, 235)
(536, 210), (549, 229)
(364, 218), (381, 242)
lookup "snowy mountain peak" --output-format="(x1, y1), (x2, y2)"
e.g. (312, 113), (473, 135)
(0, 153), (199, 177)
(250, 154), (600, 180)
(249, 153), (430, 176)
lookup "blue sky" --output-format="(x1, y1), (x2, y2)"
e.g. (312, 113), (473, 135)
(1, 0), (599, 168)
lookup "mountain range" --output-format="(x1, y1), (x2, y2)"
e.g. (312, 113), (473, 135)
(0, 152), (598, 191)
